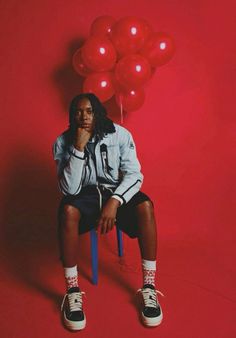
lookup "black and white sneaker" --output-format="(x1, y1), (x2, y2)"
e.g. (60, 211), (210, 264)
(137, 284), (164, 327)
(61, 287), (86, 330)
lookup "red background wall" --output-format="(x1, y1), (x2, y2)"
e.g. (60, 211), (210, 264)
(1, 1), (235, 337)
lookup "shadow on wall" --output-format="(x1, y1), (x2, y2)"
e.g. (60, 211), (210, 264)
(1, 143), (93, 306)
(51, 37), (85, 111)
(51, 37), (123, 122)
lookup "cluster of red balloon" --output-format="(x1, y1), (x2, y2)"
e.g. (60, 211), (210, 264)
(72, 16), (175, 112)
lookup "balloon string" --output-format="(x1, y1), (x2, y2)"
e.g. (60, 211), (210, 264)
(119, 95), (124, 125)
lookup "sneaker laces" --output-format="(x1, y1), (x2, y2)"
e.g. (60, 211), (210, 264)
(137, 288), (164, 308)
(61, 291), (85, 312)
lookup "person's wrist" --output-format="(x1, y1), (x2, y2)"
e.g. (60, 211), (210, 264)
(111, 195), (123, 206)
(108, 197), (120, 208)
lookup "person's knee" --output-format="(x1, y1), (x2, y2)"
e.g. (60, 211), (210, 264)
(136, 201), (156, 226)
(137, 200), (154, 214)
(60, 204), (81, 224)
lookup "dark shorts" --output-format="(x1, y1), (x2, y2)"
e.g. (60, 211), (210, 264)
(58, 185), (153, 238)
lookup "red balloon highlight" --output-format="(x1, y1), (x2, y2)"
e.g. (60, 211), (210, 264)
(81, 36), (117, 72)
(116, 88), (145, 112)
(115, 54), (151, 89)
(140, 32), (175, 67)
(90, 15), (116, 37)
(83, 72), (115, 102)
(110, 16), (151, 56)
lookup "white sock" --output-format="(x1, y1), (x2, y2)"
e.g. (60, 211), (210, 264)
(142, 259), (156, 287)
(64, 265), (78, 290)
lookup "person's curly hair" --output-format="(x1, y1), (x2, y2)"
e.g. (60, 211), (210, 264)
(68, 93), (115, 140)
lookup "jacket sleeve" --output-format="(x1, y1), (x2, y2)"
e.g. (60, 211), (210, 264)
(112, 130), (143, 204)
(52, 137), (86, 195)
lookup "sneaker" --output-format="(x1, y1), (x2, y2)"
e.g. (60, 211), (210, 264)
(137, 284), (164, 327)
(61, 286), (86, 330)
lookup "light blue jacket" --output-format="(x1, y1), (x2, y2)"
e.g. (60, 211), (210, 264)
(52, 123), (143, 204)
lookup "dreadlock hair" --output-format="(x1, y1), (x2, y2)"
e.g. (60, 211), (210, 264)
(68, 93), (116, 140)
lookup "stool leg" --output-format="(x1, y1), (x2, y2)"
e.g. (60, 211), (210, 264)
(116, 227), (123, 257)
(90, 229), (98, 285)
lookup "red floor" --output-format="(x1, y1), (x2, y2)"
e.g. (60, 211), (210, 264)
(1, 229), (235, 338)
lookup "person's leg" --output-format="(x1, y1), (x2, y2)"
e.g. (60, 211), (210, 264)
(136, 200), (157, 262)
(58, 204), (81, 268)
(135, 200), (163, 327)
(117, 195), (158, 284)
(135, 200), (158, 286)
(58, 204), (86, 331)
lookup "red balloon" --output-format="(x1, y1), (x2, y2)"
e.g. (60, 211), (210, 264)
(90, 15), (116, 37)
(72, 48), (92, 77)
(139, 32), (175, 67)
(115, 54), (151, 89)
(115, 88), (145, 112)
(81, 36), (117, 72)
(110, 16), (152, 56)
(83, 72), (115, 102)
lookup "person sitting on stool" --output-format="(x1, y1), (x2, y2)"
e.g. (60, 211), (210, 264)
(52, 93), (163, 330)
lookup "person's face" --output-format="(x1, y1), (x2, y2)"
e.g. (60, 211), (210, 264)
(74, 98), (95, 132)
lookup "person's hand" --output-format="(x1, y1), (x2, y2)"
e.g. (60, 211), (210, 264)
(97, 198), (120, 235)
(74, 127), (92, 151)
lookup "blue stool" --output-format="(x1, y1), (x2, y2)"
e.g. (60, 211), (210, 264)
(90, 227), (123, 285)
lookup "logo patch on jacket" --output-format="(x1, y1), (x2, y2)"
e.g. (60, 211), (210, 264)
(129, 141), (134, 149)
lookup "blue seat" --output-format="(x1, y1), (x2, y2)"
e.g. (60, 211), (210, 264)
(90, 227), (123, 285)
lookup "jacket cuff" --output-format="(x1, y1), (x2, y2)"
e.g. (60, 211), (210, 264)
(111, 194), (125, 206)
(70, 146), (85, 159)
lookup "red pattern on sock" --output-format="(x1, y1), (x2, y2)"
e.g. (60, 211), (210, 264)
(143, 269), (156, 286)
(66, 275), (78, 290)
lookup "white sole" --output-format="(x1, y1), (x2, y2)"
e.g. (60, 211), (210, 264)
(142, 310), (163, 327)
(63, 311), (86, 330)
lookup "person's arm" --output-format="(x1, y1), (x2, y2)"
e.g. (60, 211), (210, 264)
(52, 128), (91, 195)
(97, 197), (120, 234)
(111, 129), (143, 204)
(52, 139), (85, 195)
(97, 129), (143, 234)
